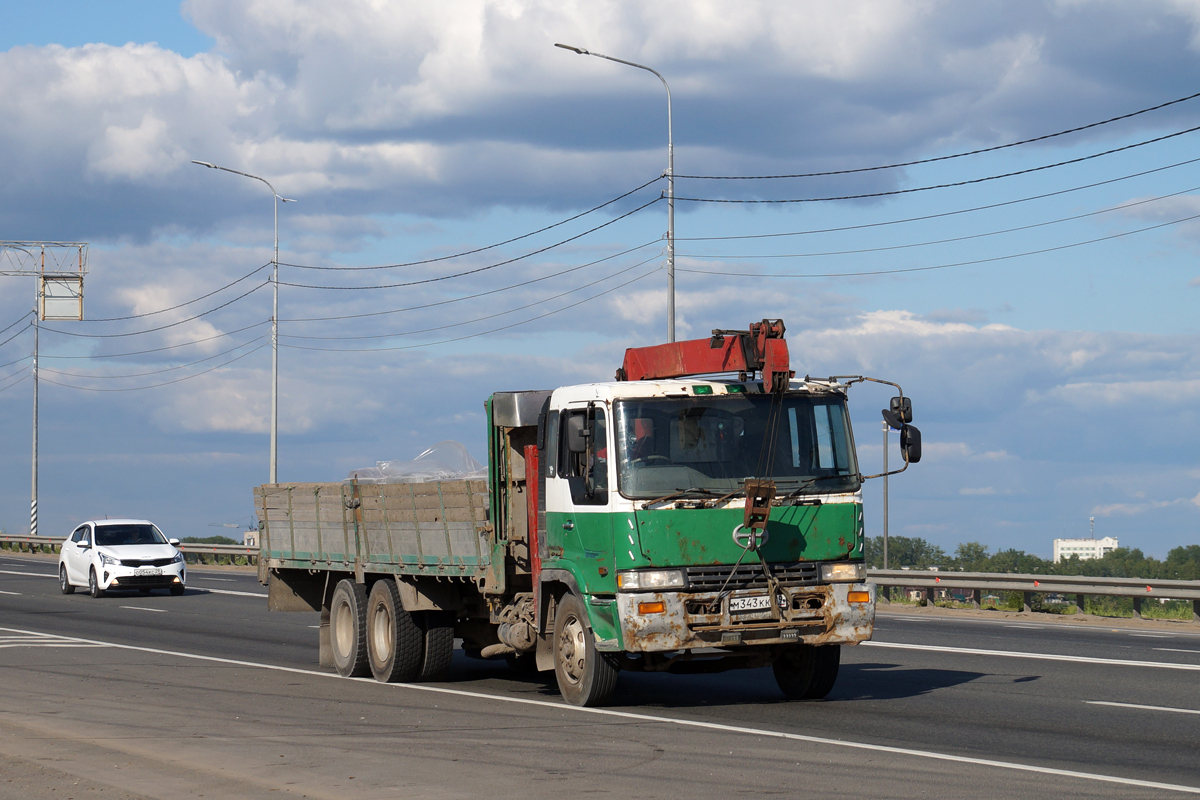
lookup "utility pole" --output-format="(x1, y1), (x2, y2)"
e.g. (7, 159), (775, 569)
(882, 420), (889, 570)
(1, 242), (88, 536)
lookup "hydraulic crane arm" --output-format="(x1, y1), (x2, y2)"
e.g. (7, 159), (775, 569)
(616, 319), (794, 393)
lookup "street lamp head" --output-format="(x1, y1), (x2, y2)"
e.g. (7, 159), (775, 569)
(554, 43), (589, 55)
(191, 160), (217, 169)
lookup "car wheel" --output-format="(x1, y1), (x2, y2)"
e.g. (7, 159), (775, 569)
(365, 579), (423, 683)
(59, 565), (75, 595)
(88, 567), (105, 599)
(330, 579), (370, 678)
(773, 643), (840, 700)
(553, 592), (618, 707)
(169, 584), (185, 596)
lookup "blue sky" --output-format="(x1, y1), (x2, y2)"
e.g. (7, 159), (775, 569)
(2, 1), (1200, 558)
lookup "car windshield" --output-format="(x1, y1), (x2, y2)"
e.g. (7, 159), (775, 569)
(94, 524), (167, 547)
(614, 393), (860, 499)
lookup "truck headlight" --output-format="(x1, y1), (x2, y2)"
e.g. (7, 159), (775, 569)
(616, 569), (684, 592)
(820, 562), (865, 582)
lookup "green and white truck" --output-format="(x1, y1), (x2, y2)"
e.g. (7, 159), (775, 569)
(255, 320), (921, 706)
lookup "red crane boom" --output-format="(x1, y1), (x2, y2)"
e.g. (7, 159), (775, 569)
(616, 319), (794, 393)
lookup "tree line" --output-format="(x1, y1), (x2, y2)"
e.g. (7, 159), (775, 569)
(866, 536), (1200, 581)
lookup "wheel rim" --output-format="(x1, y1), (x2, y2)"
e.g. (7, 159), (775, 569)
(60, 567), (66, 590)
(371, 599), (393, 663)
(333, 601), (353, 659)
(88, 570), (96, 593)
(557, 612), (587, 686)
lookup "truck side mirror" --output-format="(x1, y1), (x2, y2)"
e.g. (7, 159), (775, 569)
(890, 395), (913, 423)
(565, 414), (589, 453)
(901, 425), (922, 464)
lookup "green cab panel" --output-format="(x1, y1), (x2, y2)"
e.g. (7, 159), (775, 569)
(632, 502), (862, 566)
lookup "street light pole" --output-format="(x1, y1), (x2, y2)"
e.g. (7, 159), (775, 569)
(555, 43), (676, 342)
(192, 161), (295, 484)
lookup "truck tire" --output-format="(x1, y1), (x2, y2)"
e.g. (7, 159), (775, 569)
(773, 643), (840, 700)
(330, 579), (370, 678)
(553, 592), (618, 707)
(416, 611), (454, 682)
(366, 579), (423, 683)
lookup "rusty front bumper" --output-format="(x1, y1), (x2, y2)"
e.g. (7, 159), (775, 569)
(615, 583), (874, 652)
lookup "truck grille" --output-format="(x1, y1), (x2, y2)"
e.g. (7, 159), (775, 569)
(120, 557), (175, 567)
(684, 562), (820, 591)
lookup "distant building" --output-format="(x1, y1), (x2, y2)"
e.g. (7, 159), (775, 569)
(1053, 536), (1118, 563)
(243, 530), (259, 548)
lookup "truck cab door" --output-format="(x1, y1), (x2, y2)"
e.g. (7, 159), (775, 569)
(543, 403), (615, 594)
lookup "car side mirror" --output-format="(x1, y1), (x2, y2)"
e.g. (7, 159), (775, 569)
(901, 425), (922, 464)
(169, 539), (180, 546)
(565, 414), (589, 453)
(79, 543), (90, 550)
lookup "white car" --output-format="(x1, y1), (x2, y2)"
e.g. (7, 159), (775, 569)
(58, 519), (186, 598)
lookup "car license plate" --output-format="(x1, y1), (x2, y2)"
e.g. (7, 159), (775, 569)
(729, 594), (771, 613)
(134, 568), (162, 576)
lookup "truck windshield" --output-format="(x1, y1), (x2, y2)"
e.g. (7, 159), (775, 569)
(614, 394), (859, 499)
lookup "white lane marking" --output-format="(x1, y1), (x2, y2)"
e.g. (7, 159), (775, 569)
(0, 631), (109, 650)
(0, 568), (266, 598)
(1087, 701), (1200, 716)
(1004, 624), (1044, 629)
(119, 606), (167, 613)
(193, 577), (235, 582)
(0, 590), (20, 595)
(1156, 647), (1200, 654)
(192, 587), (267, 598)
(0, 626), (1197, 796)
(1129, 633), (1172, 638)
(877, 612), (1200, 638)
(863, 641), (1200, 671)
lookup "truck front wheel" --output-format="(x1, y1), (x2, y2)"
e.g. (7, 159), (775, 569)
(773, 643), (840, 700)
(330, 579), (370, 678)
(366, 579), (424, 683)
(553, 592), (618, 707)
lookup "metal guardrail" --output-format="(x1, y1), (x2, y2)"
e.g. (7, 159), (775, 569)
(0, 534), (258, 565)
(870, 569), (1200, 621)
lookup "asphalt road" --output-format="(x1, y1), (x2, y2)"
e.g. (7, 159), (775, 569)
(1, 551), (1198, 799)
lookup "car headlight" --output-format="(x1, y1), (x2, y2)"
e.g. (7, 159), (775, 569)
(171, 552), (184, 564)
(616, 569), (684, 592)
(820, 562), (865, 582)
(99, 552), (121, 567)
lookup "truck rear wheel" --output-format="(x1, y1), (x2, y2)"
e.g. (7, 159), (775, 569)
(553, 592), (618, 707)
(773, 643), (840, 700)
(416, 611), (454, 682)
(330, 579), (370, 678)
(366, 579), (424, 683)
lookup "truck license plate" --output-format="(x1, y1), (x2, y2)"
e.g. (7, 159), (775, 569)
(134, 568), (162, 576)
(729, 595), (771, 613)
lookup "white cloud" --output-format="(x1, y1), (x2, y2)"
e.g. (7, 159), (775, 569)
(960, 486), (997, 495)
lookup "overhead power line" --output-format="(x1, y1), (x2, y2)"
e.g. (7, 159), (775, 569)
(675, 156), (1200, 243)
(278, 197), (662, 291)
(678, 89), (1200, 180)
(42, 281), (269, 339)
(678, 209), (1200, 279)
(39, 335), (267, 380)
(40, 342), (267, 393)
(83, 263), (271, 322)
(676, 123), (1200, 204)
(681, 183), (1200, 260)
(39, 320), (271, 360)
(280, 266), (661, 353)
(282, 240), (661, 323)
(282, 256), (661, 341)
(0, 321), (31, 350)
(0, 369), (30, 395)
(0, 311), (32, 337)
(281, 175), (662, 271)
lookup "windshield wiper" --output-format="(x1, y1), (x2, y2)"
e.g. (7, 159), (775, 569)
(775, 476), (839, 504)
(640, 487), (715, 509)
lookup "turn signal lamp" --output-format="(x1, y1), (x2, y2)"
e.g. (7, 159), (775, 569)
(847, 591), (871, 604)
(638, 601), (666, 615)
